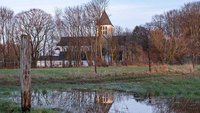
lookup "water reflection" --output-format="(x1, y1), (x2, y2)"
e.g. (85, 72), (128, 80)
(10, 90), (200, 113)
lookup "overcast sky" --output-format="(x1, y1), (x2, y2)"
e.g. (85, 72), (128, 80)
(0, 0), (199, 29)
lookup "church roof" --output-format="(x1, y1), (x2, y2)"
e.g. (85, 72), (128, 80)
(97, 10), (113, 26)
(57, 36), (95, 46)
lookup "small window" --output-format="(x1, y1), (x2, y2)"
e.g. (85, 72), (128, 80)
(102, 26), (107, 35)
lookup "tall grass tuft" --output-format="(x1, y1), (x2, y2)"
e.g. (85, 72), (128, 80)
(171, 64), (195, 73)
(152, 64), (169, 73)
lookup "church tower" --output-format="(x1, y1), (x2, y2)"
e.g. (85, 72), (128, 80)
(96, 10), (113, 65)
(97, 10), (113, 37)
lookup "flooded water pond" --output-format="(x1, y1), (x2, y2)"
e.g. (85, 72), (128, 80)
(8, 90), (200, 113)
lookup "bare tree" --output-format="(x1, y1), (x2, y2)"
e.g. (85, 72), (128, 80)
(55, 0), (109, 68)
(0, 7), (15, 68)
(114, 26), (124, 36)
(180, 2), (200, 68)
(146, 5), (197, 65)
(149, 29), (165, 64)
(133, 25), (152, 71)
(15, 9), (54, 68)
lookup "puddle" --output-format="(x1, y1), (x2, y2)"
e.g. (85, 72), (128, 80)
(8, 90), (200, 113)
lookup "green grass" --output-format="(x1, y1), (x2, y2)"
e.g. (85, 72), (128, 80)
(0, 66), (148, 76)
(1, 66), (200, 111)
(0, 100), (58, 113)
(0, 69), (19, 76)
(0, 66), (200, 99)
(28, 71), (200, 99)
(1, 65), (198, 76)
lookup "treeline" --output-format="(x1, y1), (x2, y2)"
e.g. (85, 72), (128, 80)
(0, 7), (56, 68)
(55, 0), (109, 67)
(0, 0), (200, 68)
(118, 1), (200, 69)
(0, 0), (108, 68)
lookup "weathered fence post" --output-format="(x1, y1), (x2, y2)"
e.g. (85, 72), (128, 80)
(20, 35), (31, 112)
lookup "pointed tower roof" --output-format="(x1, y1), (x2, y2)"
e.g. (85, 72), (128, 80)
(97, 10), (113, 26)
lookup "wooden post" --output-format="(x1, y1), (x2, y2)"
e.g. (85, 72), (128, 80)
(20, 35), (31, 112)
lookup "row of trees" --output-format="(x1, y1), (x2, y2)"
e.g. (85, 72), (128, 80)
(55, 0), (109, 67)
(105, 1), (200, 69)
(1, 1), (200, 68)
(0, 7), (57, 68)
(144, 1), (200, 68)
(0, 0), (109, 68)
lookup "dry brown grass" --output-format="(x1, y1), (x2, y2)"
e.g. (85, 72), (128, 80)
(170, 64), (195, 73)
(150, 64), (197, 74)
(152, 64), (169, 73)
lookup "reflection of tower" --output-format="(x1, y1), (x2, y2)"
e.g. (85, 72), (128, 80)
(96, 93), (113, 104)
(94, 92), (114, 113)
(96, 10), (113, 64)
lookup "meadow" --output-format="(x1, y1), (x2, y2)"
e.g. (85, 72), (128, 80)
(0, 65), (199, 97)
(0, 65), (200, 112)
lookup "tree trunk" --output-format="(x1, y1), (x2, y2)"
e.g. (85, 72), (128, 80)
(44, 56), (47, 67)
(31, 58), (37, 68)
(192, 54), (196, 69)
(148, 49), (152, 72)
(147, 36), (151, 72)
(20, 35), (31, 112)
(69, 49), (72, 67)
(50, 53), (53, 68)
(95, 40), (97, 73)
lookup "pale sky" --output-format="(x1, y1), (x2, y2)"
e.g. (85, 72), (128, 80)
(0, 0), (199, 29)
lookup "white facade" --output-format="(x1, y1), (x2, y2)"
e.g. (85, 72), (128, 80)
(37, 60), (62, 67)
(37, 60), (89, 67)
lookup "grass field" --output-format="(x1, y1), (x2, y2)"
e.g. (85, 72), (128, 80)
(0, 65), (199, 98)
(0, 100), (57, 113)
(0, 64), (197, 76)
(0, 65), (200, 112)
(0, 66), (148, 76)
